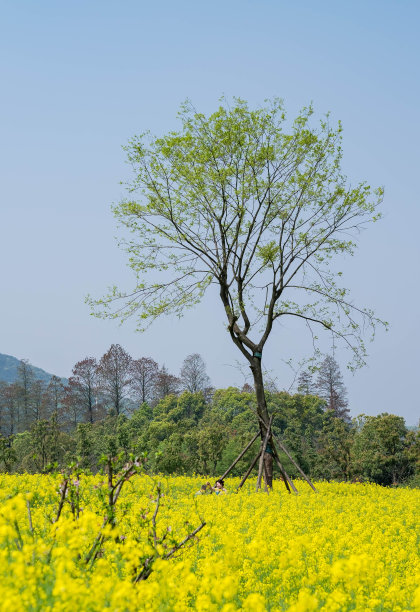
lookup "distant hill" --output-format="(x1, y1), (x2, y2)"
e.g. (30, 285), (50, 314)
(0, 353), (67, 385)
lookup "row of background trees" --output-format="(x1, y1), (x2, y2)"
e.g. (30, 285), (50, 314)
(0, 346), (349, 434)
(0, 346), (212, 434)
(0, 345), (418, 487)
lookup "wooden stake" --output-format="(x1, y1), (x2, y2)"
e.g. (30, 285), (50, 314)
(220, 431), (260, 480)
(262, 462), (269, 493)
(237, 450), (261, 490)
(272, 435), (317, 493)
(257, 414), (317, 493)
(271, 444), (296, 494)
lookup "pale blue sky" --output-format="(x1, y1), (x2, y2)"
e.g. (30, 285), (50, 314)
(1, 1), (419, 423)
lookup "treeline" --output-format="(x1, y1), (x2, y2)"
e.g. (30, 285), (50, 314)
(0, 346), (418, 487)
(0, 345), (211, 433)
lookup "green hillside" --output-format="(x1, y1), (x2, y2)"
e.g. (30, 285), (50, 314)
(0, 353), (65, 385)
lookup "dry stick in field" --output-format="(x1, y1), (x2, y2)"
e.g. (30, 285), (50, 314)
(133, 522), (207, 583)
(219, 431), (260, 480)
(133, 493), (206, 584)
(163, 522), (207, 561)
(85, 518), (108, 566)
(86, 459), (143, 566)
(54, 478), (69, 523)
(151, 484), (162, 548)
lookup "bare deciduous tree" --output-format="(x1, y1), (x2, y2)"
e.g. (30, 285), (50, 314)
(153, 365), (180, 402)
(43, 375), (65, 421)
(179, 353), (211, 393)
(130, 357), (159, 405)
(67, 357), (100, 424)
(97, 345), (133, 415)
(0, 382), (17, 435)
(16, 359), (35, 430)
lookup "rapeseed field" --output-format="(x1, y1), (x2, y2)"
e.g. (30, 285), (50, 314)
(0, 473), (418, 611)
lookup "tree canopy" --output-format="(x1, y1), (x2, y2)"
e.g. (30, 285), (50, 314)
(88, 97), (386, 463)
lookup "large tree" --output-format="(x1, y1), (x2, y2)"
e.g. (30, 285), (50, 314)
(16, 359), (35, 430)
(89, 98), (385, 481)
(180, 353), (211, 394)
(0, 382), (19, 435)
(296, 369), (315, 395)
(353, 413), (414, 485)
(67, 357), (100, 424)
(130, 356), (159, 405)
(315, 355), (350, 421)
(44, 375), (65, 420)
(153, 365), (180, 402)
(97, 345), (133, 415)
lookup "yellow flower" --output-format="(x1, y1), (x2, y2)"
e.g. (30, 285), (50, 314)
(0, 475), (417, 610)
(242, 593), (266, 611)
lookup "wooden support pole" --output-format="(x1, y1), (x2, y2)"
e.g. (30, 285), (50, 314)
(262, 462), (270, 493)
(255, 415), (294, 494)
(256, 415), (274, 491)
(272, 435), (317, 493)
(257, 414), (317, 493)
(271, 444), (296, 494)
(220, 431), (260, 480)
(237, 450), (261, 490)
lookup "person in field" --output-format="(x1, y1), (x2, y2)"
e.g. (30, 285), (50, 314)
(213, 479), (227, 494)
(195, 482), (212, 496)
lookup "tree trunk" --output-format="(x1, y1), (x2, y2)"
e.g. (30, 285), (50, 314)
(250, 357), (273, 488)
(263, 453), (274, 488)
(250, 357), (270, 425)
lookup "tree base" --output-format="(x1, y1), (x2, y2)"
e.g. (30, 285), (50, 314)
(220, 416), (317, 494)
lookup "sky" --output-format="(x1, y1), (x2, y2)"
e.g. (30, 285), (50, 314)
(1, 1), (419, 424)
